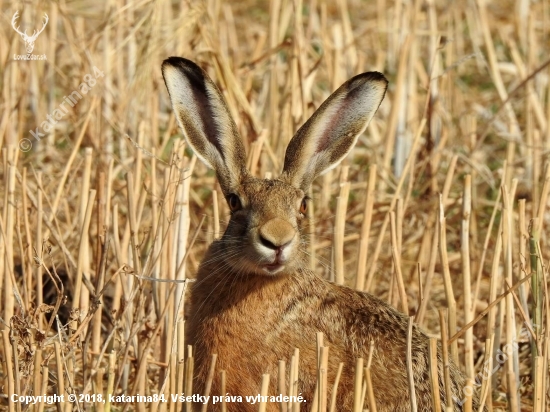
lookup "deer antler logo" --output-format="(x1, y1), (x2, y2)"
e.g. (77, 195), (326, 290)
(12, 11), (49, 54)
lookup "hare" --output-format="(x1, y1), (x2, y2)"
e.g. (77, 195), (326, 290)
(162, 56), (482, 411)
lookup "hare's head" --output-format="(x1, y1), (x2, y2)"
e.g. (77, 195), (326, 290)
(162, 57), (387, 277)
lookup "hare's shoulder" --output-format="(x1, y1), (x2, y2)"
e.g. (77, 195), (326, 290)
(299, 271), (425, 342)
(297, 272), (409, 321)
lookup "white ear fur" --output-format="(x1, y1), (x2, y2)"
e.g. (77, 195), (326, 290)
(162, 57), (248, 194)
(281, 72), (387, 190)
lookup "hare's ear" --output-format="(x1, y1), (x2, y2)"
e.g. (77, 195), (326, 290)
(281, 72), (387, 190)
(162, 57), (248, 195)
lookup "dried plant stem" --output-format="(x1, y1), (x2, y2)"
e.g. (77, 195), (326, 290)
(72, 190), (97, 330)
(126, 172), (142, 274)
(201, 354), (218, 412)
(416, 263), (423, 314)
(329, 363), (344, 412)
(220, 370), (227, 412)
(417, 155), (458, 325)
(37, 365), (49, 412)
(364, 364), (376, 412)
(92, 170), (107, 354)
(352, 357), (364, 412)
(529, 228), (543, 354)
(462, 175), (474, 379)
(428, 338), (442, 412)
(501, 186), (519, 412)
(390, 212), (409, 312)
(416, 218), (438, 325)
(334, 181), (350, 285)
(33, 348), (43, 403)
(355, 164), (376, 290)
(185, 346), (194, 412)
(278, 360), (287, 412)
(318, 347), (329, 412)
(533, 355), (544, 412)
(177, 321), (185, 397)
(3, 165), (15, 325)
(78, 148), (93, 319)
(535, 155), (550, 236)
(312, 332), (323, 412)
(517, 200), (529, 316)
(406, 317), (417, 412)
(258, 374), (270, 412)
(472, 189), (501, 307)
(439, 203), (458, 363)
(54, 342), (65, 408)
(477, 336), (493, 412)
(289, 348), (300, 412)
(21, 168), (33, 311)
(2, 330), (14, 412)
(438, 309), (453, 412)
(94, 367), (105, 412)
(105, 352), (116, 412)
(382, 35), (411, 189)
(135, 348), (148, 412)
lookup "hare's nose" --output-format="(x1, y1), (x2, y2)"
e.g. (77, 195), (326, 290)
(258, 218), (295, 252)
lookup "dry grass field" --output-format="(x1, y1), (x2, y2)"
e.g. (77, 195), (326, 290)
(0, 0), (549, 410)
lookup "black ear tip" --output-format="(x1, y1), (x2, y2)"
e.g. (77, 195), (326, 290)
(364, 71), (388, 85)
(162, 56), (202, 73)
(162, 56), (181, 68)
(348, 71), (388, 88)
(358, 72), (388, 85)
(163, 56), (191, 65)
(341, 71), (388, 96)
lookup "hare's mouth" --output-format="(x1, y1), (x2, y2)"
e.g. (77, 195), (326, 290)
(261, 262), (285, 275)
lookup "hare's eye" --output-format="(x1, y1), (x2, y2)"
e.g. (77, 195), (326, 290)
(299, 198), (308, 214)
(227, 194), (242, 212)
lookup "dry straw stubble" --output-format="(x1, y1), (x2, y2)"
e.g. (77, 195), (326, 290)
(0, 0), (549, 411)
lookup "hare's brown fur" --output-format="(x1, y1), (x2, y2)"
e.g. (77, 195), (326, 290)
(162, 57), (484, 411)
(187, 177), (479, 411)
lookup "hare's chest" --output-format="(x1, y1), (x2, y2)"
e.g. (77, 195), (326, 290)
(189, 293), (283, 396)
(194, 292), (277, 348)
(189, 277), (289, 341)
